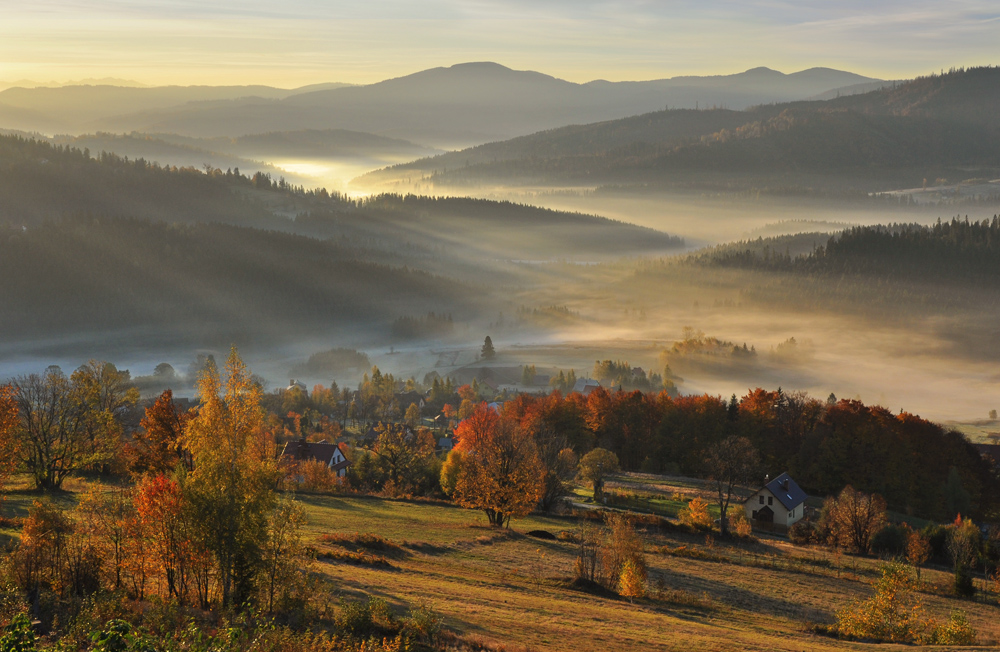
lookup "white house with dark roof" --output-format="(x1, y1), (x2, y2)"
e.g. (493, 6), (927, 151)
(744, 472), (807, 528)
(280, 439), (351, 477)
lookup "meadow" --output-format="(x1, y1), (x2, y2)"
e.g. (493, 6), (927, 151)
(2, 471), (996, 651)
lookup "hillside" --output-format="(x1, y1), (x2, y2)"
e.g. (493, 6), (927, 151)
(0, 133), (683, 349)
(67, 63), (877, 146)
(0, 82), (353, 133)
(360, 67), (1000, 195)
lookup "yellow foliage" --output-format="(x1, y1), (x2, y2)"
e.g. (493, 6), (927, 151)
(679, 497), (712, 530)
(835, 562), (928, 643)
(618, 558), (645, 602)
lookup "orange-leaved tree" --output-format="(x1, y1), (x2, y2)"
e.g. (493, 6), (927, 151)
(453, 403), (544, 528)
(128, 389), (191, 475)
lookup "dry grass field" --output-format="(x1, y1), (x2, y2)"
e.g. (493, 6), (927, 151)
(300, 493), (1000, 651)
(1, 475), (997, 651)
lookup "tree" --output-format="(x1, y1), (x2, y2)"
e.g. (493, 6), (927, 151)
(78, 486), (136, 591)
(374, 422), (434, 495)
(182, 348), (279, 607)
(404, 402), (421, 428)
(0, 385), (20, 502)
(906, 530), (932, 581)
(577, 448), (619, 502)
(453, 403), (544, 527)
(704, 435), (759, 536)
(127, 389), (191, 475)
(619, 558), (645, 602)
(12, 369), (90, 489)
(261, 498), (306, 613)
(71, 360), (139, 472)
(602, 512), (645, 591)
(827, 486), (887, 554)
(439, 449), (464, 496)
(836, 561), (922, 643)
(481, 336), (496, 360)
(948, 516), (979, 597)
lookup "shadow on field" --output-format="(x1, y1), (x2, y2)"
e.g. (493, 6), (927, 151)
(654, 565), (829, 622)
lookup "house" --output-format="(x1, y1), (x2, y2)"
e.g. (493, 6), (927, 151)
(572, 377), (602, 396)
(437, 437), (454, 452)
(286, 379), (308, 393)
(280, 439), (351, 477)
(395, 391), (425, 413)
(744, 472), (807, 529)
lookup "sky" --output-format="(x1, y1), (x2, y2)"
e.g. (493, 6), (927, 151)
(1, 1), (998, 87)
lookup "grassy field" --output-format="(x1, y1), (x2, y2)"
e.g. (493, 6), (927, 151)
(2, 475), (997, 651)
(300, 493), (1000, 651)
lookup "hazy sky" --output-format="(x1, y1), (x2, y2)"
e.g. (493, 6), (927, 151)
(2, 1), (998, 87)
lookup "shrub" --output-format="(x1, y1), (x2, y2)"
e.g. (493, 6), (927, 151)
(928, 610), (977, 646)
(678, 498), (712, 531)
(335, 596), (394, 638)
(0, 614), (36, 652)
(871, 524), (909, 557)
(788, 520), (814, 545)
(836, 562), (922, 643)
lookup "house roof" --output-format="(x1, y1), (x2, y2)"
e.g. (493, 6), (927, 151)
(572, 378), (601, 394)
(759, 472), (807, 510)
(280, 440), (347, 466)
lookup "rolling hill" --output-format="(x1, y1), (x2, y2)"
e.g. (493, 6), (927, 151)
(359, 67), (1000, 194)
(20, 63), (879, 147)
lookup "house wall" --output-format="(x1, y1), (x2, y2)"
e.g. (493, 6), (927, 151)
(745, 488), (804, 527)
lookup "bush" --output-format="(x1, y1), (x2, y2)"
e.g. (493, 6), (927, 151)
(871, 524), (909, 557)
(678, 498), (712, 531)
(0, 614), (36, 652)
(788, 520), (815, 545)
(836, 562), (921, 643)
(928, 610), (977, 645)
(335, 596), (394, 638)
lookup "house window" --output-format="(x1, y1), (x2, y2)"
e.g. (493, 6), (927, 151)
(759, 496), (764, 505)
(767, 496), (773, 506)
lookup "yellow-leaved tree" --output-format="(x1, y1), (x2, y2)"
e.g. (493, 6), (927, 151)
(183, 348), (280, 607)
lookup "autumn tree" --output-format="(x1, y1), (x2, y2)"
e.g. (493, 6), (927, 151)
(71, 360), (140, 472)
(948, 516), (980, 597)
(374, 422), (435, 495)
(453, 403), (544, 527)
(602, 512), (646, 596)
(78, 485), (136, 591)
(182, 348), (280, 607)
(439, 449), (464, 496)
(128, 389), (191, 475)
(578, 448), (619, 502)
(261, 498), (306, 613)
(135, 474), (191, 602)
(12, 369), (91, 489)
(704, 435), (759, 536)
(827, 486), (887, 554)
(0, 385), (20, 502)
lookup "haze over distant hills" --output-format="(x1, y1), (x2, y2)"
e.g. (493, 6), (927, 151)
(360, 66), (1000, 195)
(0, 63), (879, 147)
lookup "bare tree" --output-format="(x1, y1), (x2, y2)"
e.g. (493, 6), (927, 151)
(828, 485), (887, 554)
(705, 435), (759, 536)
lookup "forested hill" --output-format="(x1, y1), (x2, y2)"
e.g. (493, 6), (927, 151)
(360, 67), (1000, 193)
(0, 134), (682, 257)
(0, 218), (471, 343)
(699, 217), (1000, 284)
